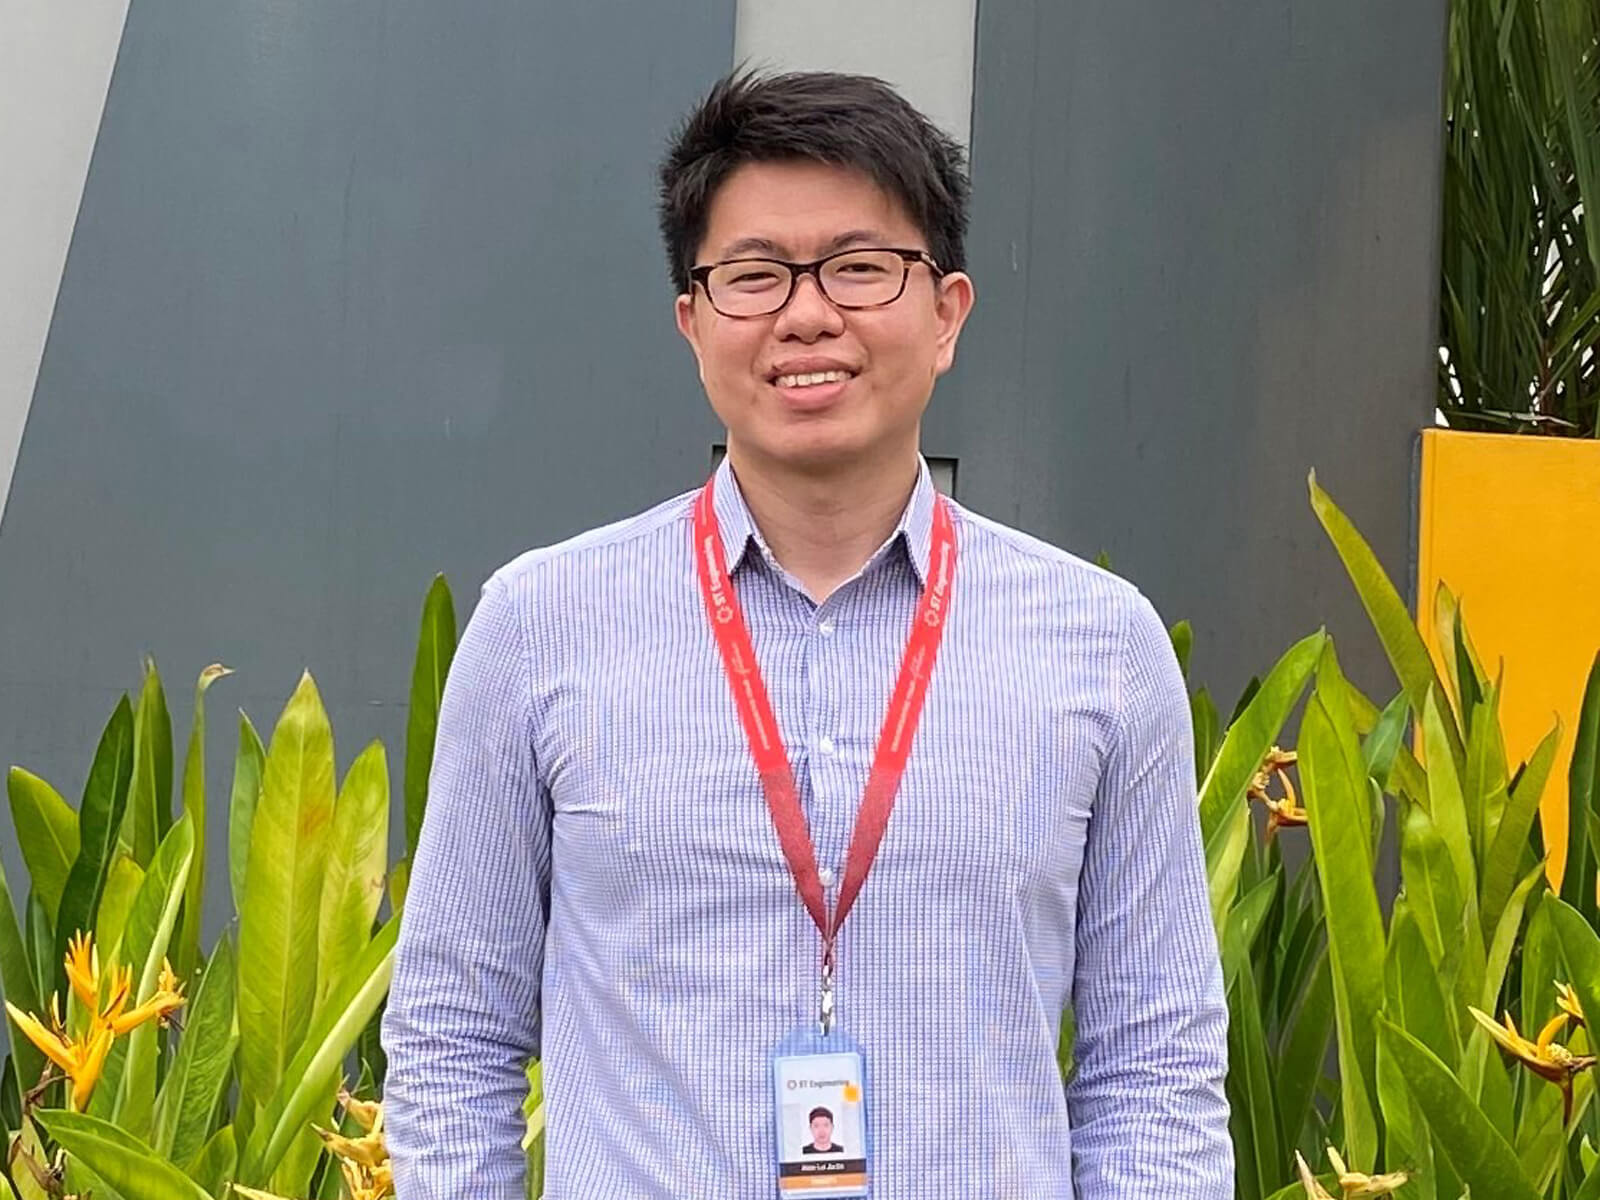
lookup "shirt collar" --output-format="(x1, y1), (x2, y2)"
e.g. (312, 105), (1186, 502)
(710, 454), (939, 587)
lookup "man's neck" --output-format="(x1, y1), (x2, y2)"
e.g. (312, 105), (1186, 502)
(727, 446), (920, 604)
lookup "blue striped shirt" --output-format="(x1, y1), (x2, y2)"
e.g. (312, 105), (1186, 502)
(382, 456), (1232, 1198)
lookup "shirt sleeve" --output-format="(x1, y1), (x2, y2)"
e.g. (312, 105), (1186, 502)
(382, 574), (549, 1200)
(1063, 589), (1233, 1197)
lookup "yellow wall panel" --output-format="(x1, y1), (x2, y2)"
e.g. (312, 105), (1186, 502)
(1416, 429), (1600, 887)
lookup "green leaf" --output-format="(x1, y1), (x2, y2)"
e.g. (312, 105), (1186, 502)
(405, 575), (457, 858)
(243, 916), (397, 1184)
(227, 712), (266, 916)
(1361, 690), (1409, 797)
(1274, 947), (1333, 1154)
(1191, 687), (1221, 787)
(1548, 898), (1600, 1117)
(1226, 961), (1282, 1199)
(92, 815), (194, 1137)
(316, 741), (389, 1017)
(1221, 873), (1279, 991)
(25, 896), (52, 1025)
(1308, 471), (1464, 765)
(1479, 856), (1547, 1016)
(1399, 799), (1464, 987)
(154, 935), (238, 1166)
(1565, 652), (1600, 913)
(1300, 646), (1385, 1172)
(1481, 720), (1561, 941)
(237, 672), (337, 1116)
(1422, 689), (1477, 920)
(6, 770), (79, 923)
(0, 853), (44, 1117)
(1206, 802), (1251, 934)
(56, 696), (135, 985)
(1169, 619), (1193, 680)
(185, 1124), (236, 1196)
(1387, 904), (1458, 1068)
(1198, 630), (1326, 845)
(95, 853), (145, 968)
(175, 665), (231, 983)
(32, 1110), (215, 1200)
(125, 662), (173, 868)
(1378, 1018), (1540, 1200)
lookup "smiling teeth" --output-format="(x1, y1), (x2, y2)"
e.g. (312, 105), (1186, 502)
(776, 370), (852, 388)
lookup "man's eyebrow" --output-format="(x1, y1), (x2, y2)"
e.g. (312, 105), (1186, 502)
(714, 229), (891, 261)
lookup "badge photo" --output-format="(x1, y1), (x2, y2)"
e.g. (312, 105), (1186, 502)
(773, 1049), (869, 1196)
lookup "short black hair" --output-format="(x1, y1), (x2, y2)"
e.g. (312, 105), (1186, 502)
(657, 69), (970, 296)
(808, 1106), (834, 1123)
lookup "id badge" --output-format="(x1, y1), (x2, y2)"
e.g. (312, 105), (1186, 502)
(772, 1029), (871, 1197)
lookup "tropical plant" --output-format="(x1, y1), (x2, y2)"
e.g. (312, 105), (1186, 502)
(1440, 0), (1600, 436)
(1194, 472), (1600, 1200)
(0, 576), (474, 1200)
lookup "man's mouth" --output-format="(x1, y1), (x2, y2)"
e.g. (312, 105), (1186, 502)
(773, 369), (856, 389)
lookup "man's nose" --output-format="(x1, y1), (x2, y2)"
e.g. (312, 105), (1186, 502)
(774, 271), (845, 340)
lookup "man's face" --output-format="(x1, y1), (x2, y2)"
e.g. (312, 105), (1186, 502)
(810, 1114), (834, 1148)
(675, 160), (974, 474)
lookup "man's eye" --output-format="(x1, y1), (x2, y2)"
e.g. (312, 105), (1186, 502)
(837, 262), (889, 276)
(726, 269), (785, 289)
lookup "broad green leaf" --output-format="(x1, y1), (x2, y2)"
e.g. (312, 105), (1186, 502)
(1198, 630), (1325, 846)
(1221, 873), (1279, 992)
(1301, 649), (1385, 1171)
(405, 575), (457, 858)
(92, 816), (194, 1137)
(1564, 653), (1600, 911)
(175, 664), (231, 983)
(316, 742), (389, 1018)
(1399, 800), (1463, 991)
(26, 896), (52, 1023)
(1479, 857), (1547, 1015)
(1274, 947), (1333, 1154)
(1463, 676), (1511, 881)
(56, 696), (135, 987)
(1191, 687), (1221, 787)
(1360, 690), (1409, 798)
(243, 916), (397, 1184)
(1169, 619), (1193, 679)
(1308, 471), (1464, 765)
(1206, 802), (1250, 934)
(1226, 962), (1281, 1200)
(95, 853), (145, 967)
(125, 663), (172, 868)
(32, 1109), (214, 1200)
(1386, 904), (1458, 1068)
(388, 858), (410, 921)
(227, 711), (266, 915)
(1481, 720), (1561, 940)
(186, 1124), (236, 1195)
(6, 770), (79, 922)
(1549, 898), (1600, 1111)
(1422, 689), (1476, 918)
(1433, 580), (1464, 721)
(1375, 1025), (1436, 1200)
(1379, 1019), (1541, 1200)
(237, 673), (336, 1116)
(154, 936), (237, 1166)
(1340, 679), (1429, 809)
(0, 853), (44, 1117)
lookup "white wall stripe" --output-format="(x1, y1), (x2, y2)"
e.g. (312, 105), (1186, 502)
(0, 0), (132, 529)
(732, 0), (977, 145)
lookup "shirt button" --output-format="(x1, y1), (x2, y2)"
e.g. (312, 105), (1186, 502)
(818, 619), (836, 636)
(818, 735), (836, 756)
(818, 866), (836, 888)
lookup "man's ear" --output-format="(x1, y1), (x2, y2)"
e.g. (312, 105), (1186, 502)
(932, 271), (976, 376)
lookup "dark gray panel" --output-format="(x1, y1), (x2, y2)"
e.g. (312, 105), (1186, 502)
(935, 0), (1446, 708)
(0, 0), (733, 931)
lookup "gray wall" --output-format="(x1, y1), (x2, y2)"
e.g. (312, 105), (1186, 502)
(932, 0), (1446, 708)
(1, 0), (1446, 928)
(0, 0), (733, 937)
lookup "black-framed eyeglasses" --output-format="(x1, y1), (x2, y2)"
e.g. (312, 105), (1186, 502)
(689, 247), (943, 318)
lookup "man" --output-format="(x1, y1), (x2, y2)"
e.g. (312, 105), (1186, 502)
(383, 70), (1231, 1199)
(802, 1108), (841, 1155)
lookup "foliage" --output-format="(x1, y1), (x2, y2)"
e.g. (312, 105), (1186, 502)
(1440, 0), (1600, 436)
(1184, 472), (1600, 1199)
(0, 577), (486, 1200)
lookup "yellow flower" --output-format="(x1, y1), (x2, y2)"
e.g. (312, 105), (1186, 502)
(1248, 746), (1306, 838)
(4, 997), (112, 1112)
(1470, 1006), (1596, 1121)
(338, 1085), (384, 1134)
(1324, 1145), (1410, 1197)
(313, 1124), (388, 1170)
(1557, 981), (1586, 1029)
(1295, 1150), (1334, 1199)
(108, 958), (185, 1035)
(65, 931), (100, 1012)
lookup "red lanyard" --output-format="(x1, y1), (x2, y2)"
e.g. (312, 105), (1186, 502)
(692, 475), (957, 1023)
